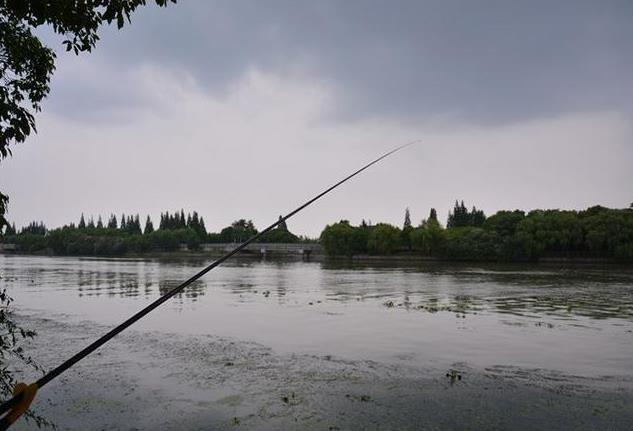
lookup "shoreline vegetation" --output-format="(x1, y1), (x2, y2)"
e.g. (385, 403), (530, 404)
(2, 202), (633, 262)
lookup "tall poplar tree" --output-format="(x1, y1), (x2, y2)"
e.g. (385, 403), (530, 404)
(108, 214), (118, 229)
(403, 208), (412, 229)
(144, 215), (154, 235)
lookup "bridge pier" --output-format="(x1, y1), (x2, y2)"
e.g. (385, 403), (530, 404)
(300, 249), (312, 261)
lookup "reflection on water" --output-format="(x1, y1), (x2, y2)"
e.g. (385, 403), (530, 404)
(1, 255), (632, 378)
(158, 279), (206, 301)
(380, 287), (633, 321)
(492, 292), (633, 320)
(3, 258), (209, 302)
(3, 256), (633, 321)
(321, 262), (633, 322)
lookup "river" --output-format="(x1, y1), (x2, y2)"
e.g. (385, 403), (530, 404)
(2, 255), (632, 430)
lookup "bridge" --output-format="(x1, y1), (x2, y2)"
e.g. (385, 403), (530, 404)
(0, 242), (322, 258)
(200, 242), (321, 259)
(0, 243), (16, 253)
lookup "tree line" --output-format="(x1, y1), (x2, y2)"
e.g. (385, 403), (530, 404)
(320, 201), (633, 261)
(3, 202), (633, 261)
(1, 211), (308, 256)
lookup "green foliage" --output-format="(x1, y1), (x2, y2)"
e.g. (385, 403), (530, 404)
(4, 222), (15, 236)
(0, 14), (55, 157)
(107, 214), (118, 229)
(20, 220), (46, 235)
(367, 223), (401, 255)
(319, 204), (633, 261)
(410, 218), (445, 256)
(483, 210), (525, 236)
(189, 211), (206, 237)
(93, 235), (126, 256)
(351, 223), (371, 254)
(320, 220), (372, 256)
(447, 200), (486, 228)
(579, 207), (633, 259)
(159, 210), (187, 230)
(144, 215), (154, 234)
(276, 215), (288, 231)
(5, 209), (211, 255)
(403, 208), (411, 228)
(442, 227), (500, 260)
(0, 288), (53, 428)
(4, 210), (305, 255)
(259, 227), (299, 243)
(12, 233), (47, 252)
(122, 214), (142, 235)
(145, 229), (179, 251)
(206, 232), (223, 243)
(219, 219), (258, 243)
(0, 191), (8, 236)
(401, 208), (413, 250)
(400, 225), (413, 251)
(515, 210), (584, 258)
(5, 205), (633, 262)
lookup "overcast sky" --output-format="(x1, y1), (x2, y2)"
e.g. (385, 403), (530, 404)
(2, 0), (632, 237)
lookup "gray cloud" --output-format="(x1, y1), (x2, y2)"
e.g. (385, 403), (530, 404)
(5, 1), (632, 235)
(45, 0), (633, 125)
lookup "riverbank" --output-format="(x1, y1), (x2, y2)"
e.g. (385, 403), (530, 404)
(2, 249), (631, 266)
(11, 313), (633, 431)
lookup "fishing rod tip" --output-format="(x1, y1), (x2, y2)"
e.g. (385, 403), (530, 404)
(393, 139), (422, 152)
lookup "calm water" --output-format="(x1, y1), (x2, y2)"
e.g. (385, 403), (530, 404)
(2, 255), (632, 380)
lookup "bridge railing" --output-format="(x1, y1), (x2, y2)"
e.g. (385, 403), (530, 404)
(201, 243), (321, 253)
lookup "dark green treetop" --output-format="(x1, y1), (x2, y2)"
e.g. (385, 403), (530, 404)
(4, 221), (16, 236)
(107, 214), (117, 229)
(220, 219), (258, 243)
(0, 192), (7, 236)
(447, 200), (486, 228)
(368, 223), (401, 255)
(20, 220), (46, 235)
(401, 207), (413, 250)
(144, 215), (154, 235)
(403, 207), (411, 229)
(277, 215), (288, 231)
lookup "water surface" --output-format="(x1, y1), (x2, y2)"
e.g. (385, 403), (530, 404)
(2, 255), (633, 429)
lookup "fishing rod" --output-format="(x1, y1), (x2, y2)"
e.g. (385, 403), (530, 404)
(0, 140), (418, 429)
